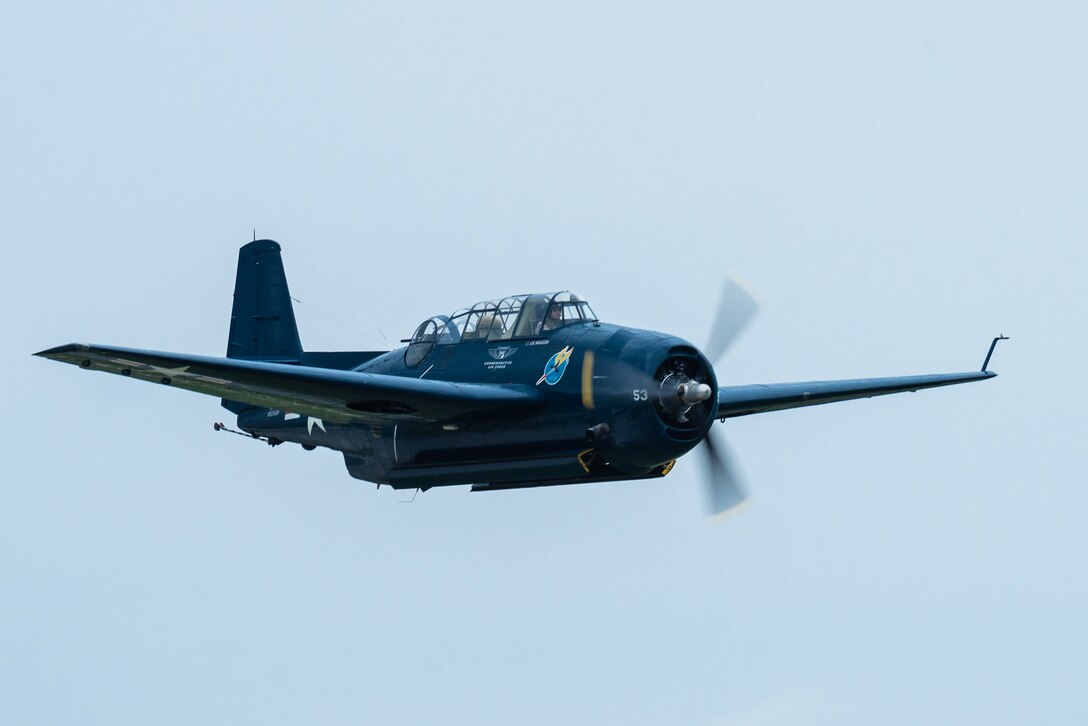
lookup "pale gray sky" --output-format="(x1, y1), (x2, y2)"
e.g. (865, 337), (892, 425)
(3, 2), (1085, 724)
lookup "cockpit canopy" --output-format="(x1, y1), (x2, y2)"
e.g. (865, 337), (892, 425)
(404, 292), (597, 366)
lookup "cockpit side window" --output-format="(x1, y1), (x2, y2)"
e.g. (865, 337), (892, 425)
(513, 294), (550, 337)
(460, 304), (497, 341)
(577, 301), (597, 321)
(405, 315), (457, 366)
(448, 310), (470, 341)
(487, 296), (526, 341)
(405, 319), (438, 367)
(477, 312), (502, 339)
(437, 318), (460, 344)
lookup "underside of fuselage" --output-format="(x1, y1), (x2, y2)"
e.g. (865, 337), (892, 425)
(239, 407), (679, 491)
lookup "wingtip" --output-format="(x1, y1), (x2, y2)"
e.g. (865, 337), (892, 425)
(33, 343), (87, 358)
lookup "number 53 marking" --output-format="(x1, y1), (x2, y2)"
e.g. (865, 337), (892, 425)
(632, 389), (648, 401)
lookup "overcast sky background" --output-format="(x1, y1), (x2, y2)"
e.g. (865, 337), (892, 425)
(2, 2), (1085, 724)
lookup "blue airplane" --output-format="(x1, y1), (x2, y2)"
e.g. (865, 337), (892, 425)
(36, 240), (1005, 519)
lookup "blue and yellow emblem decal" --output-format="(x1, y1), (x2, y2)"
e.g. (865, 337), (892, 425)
(537, 345), (574, 386)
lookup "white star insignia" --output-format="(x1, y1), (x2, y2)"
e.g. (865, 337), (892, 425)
(284, 412), (324, 435)
(146, 364), (191, 377)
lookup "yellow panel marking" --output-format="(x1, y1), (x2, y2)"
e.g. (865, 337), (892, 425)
(577, 448), (594, 473)
(661, 460), (676, 476)
(581, 351), (595, 410)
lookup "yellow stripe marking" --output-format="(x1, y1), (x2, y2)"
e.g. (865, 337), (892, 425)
(581, 351), (595, 409)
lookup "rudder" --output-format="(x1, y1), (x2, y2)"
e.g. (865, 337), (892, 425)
(226, 239), (303, 361)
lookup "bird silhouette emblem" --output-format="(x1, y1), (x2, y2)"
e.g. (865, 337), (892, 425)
(537, 346), (574, 386)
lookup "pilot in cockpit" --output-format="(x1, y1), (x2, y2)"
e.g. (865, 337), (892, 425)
(541, 304), (563, 332)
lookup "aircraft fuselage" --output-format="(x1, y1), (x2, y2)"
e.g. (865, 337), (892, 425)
(238, 321), (717, 490)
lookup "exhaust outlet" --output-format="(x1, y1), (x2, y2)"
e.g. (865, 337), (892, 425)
(585, 423), (611, 441)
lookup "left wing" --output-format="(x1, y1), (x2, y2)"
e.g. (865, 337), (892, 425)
(717, 335), (1005, 419)
(35, 343), (543, 425)
(717, 370), (995, 419)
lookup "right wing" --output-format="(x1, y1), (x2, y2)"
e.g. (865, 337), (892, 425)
(35, 343), (544, 425)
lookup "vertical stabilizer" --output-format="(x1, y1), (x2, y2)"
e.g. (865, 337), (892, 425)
(226, 240), (303, 361)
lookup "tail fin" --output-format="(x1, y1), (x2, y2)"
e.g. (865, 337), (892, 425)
(226, 240), (303, 361)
